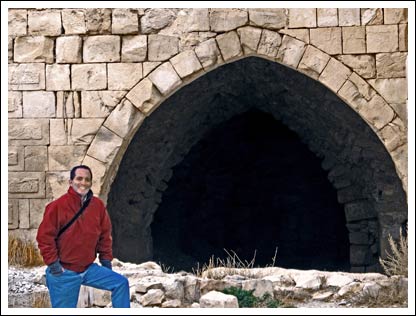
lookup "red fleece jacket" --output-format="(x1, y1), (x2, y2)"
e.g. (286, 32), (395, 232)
(36, 187), (113, 272)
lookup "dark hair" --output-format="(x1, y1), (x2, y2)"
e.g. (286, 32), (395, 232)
(70, 165), (93, 180)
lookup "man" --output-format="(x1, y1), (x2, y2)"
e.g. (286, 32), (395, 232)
(36, 165), (130, 308)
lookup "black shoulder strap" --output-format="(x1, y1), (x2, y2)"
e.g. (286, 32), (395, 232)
(57, 191), (93, 238)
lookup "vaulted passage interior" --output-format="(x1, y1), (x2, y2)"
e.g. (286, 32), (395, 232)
(107, 57), (407, 272)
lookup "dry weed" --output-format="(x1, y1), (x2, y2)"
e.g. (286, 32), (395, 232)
(379, 225), (408, 277)
(8, 235), (44, 267)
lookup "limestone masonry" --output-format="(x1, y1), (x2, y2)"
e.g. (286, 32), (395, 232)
(8, 8), (408, 272)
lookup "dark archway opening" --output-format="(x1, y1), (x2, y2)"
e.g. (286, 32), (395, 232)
(151, 109), (350, 271)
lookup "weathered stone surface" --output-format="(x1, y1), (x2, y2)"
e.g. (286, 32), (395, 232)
(237, 26), (262, 55)
(46, 171), (68, 199)
(361, 8), (383, 26)
(104, 99), (145, 139)
(112, 9), (139, 34)
(209, 9), (248, 32)
(389, 103), (407, 123)
(379, 118), (407, 151)
(200, 291), (238, 308)
(310, 27), (342, 55)
(8, 146), (24, 171)
(336, 55), (376, 79)
(257, 29), (281, 58)
(81, 91), (126, 118)
(29, 199), (52, 228)
(148, 35), (179, 61)
(9, 199), (19, 229)
(159, 9), (210, 36)
(8, 119), (49, 146)
(366, 25), (399, 53)
(248, 8), (286, 29)
(338, 8), (360, 26)
(178, 32), (217, 51)
(288, 9), (316, 28)
(8, 91), (23, 118)
(367, 78), (407, 104)
(9, 63), (45, 90)
(384, 8), (407, 24)
(376, 52), (407, 78)
(216, 31), (243, 61)
(56, 91), (81, 118)
(85, 8), (112, 34)
(170, 50), (203, 78)
(140, 9), (177, 34)
(14, 36), (54, 63)
(350, 245), (371, 265)
(72, 64), (107, 90)
(359, 94), (395, 130)
(25, 146), (47, 171)
(56, 36), (82, 63)
(195, 39), (223, 69)
(399, 24), (408, 51)
(121, 35), (147, 62)
(8, 9), (27, 37)
(28, 9), (61, 36)
(83, 35), (120, 62)
(148, 62), (182, 95)
(46, 64), (70, 90)
(108, 63), (142, 90)
(9, 36), (13, 63)
(317, 8), (338, 27)
(319, 58), (351, 93)
(143, 62), (161, 77)
(297, 45), (330, 80)
(342, 26), (366, 54)
(87, 126), (123, 163)
(344, 201), (376, 222)
(62, 9), (87, 34)
(22, 91), (55, 118)
(48, 146), (88, 171)
(276, 36), (306, 68)
(278, 28), (309, 43)
(8, 172), (45, 199)
(127, 78), (162, 115)
(69, 118), (105, 145)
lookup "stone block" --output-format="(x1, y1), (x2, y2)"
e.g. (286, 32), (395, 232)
(8, 63), (45, 90)
(8, 91), (23, 118)
(317, 8), (338, 27)
(399, 24), (407, 51)
(148, 62), (182, 96)
(14, 36), (54, 63)
(8, 9), (27, 37)
(81, 91), (126, 118)
(237, 26), (262, 55)
(56, 91), (80, 118)
(25, 146), (47, 171)
(344, 201), (376, 221)
(49, 119), (68, 145)
(30, 199), (52, 229)
(384, 8), (407, 24)
(276, 36), (306, 68)
(56, 36), (82, 63)
(337, 185), (366, 204)
(18, 199), (30, 229)
(62, 9), (87, 34)
(8, 172), (45, 199)
(127, 78), (162, 115)
(297, 45), (330, 80)
(104, 99), (145, 138)
(69, 118), (104, 145)
(140, 8), (177, 34)
(48, 145), (88, 171)
(278, 29), (309, 43)
(148, 35), (179, 62)
(85, 9), (112, 34)
(22, 91), (55, 118)
(350, 245), (371, 265)
(28, 9), (61, 36)
(170, 50), (203, 78)
(195, 39), (223, 70)
(46, 64), (71, 90)
(336, 54), (376, 79)
(361, 8), (383, 26)
(121, 35), (147, 62)
(87, 126), (123, 163)
(257, 29), (281, 58)
(248, 8), (286, 29)
(209, 9), (248, 32)
(349, 232), (370, 245)
(46, 171), (69, 199)
(367, 78), (407, 104)
(72, 64), (107, 91)
(83, 35), (120, 63)
(288, 9), (316, 28)
(108, 63), (142, 90)
(8, 146), (24, 171)
(216, 31), (243, 61)
(8, 119), (49, 146)
(9, 199), (19, 229)
(376, 52), (407, 78)
(338, 8), (360, 26)
(310, 27), (342, 55)
(112, 9), (139, 34)
(366, 25), (398, 53)
(342, 26), (366, 54)
(319, 58), (351, 93)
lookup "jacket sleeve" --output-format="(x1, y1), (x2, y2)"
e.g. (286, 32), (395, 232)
(97, 204), (113, 261)
(36, 202), (60, 265)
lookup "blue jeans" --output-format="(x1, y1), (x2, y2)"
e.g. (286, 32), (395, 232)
(45, 263), (130, 308)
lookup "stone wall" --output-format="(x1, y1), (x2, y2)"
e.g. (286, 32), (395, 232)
(8, 8), (408, 269)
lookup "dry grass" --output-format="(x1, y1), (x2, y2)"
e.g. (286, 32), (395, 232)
(379, 225), (408, 277)
(8, 235), (44, 267)
(32, 291), (51, 308)
(194, 248), (277, 279)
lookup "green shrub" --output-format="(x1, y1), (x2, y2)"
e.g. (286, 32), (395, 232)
(221, 286), (284, 308)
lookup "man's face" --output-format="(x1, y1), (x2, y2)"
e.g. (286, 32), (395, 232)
(69, 168), (92, 197)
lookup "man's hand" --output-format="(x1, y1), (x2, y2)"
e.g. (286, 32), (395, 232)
(100, 259), (112, 270)
(49, 260), (64, 276)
